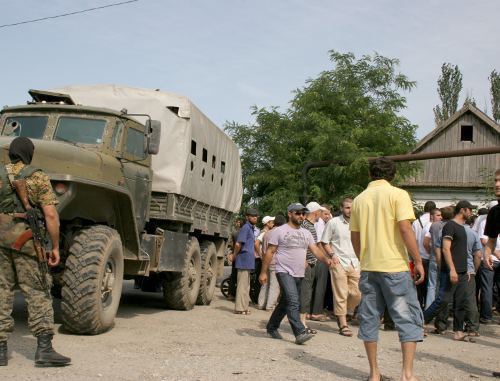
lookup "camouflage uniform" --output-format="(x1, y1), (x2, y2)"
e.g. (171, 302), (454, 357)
(0, 162), (58, 341)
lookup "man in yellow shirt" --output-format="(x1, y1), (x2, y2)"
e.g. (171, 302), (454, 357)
(350, 157), (424, 381)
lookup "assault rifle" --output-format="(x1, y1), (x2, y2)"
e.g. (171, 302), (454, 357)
(10, 179), (51, 296)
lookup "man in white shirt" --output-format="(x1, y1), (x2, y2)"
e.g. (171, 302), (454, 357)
(321, 198), (361, 337)
(412, 201), (436, 307)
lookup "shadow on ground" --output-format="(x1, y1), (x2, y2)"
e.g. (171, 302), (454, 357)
(286, 347), (370, 381)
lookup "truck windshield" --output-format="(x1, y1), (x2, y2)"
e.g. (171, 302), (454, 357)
(2, 116), (48, 138)
(54, 117), (106, 145)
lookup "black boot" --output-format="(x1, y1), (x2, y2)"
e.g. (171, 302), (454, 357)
(0, 341), (7, 366)
(35, 334), (71, 367)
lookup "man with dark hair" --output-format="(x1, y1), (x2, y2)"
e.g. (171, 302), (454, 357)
(0, 137), (70, 367)
(424, 201), (474, 340)
(413, 200), (436, 307)
(350, 157), (424, 381)
(422, 208), (443, 308)
(260, 203), (332, 345)
(233, 208), (258, 315)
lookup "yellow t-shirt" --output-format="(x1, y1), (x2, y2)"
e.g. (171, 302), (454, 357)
(350, 180), (415, 272)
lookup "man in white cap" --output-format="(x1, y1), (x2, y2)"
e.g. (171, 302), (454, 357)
(256, 215), (275, 310)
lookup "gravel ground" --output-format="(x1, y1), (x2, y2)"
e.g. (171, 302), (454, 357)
(1, 280), (499, 381)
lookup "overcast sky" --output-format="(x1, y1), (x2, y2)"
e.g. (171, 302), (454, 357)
(1, 0), (499, 139)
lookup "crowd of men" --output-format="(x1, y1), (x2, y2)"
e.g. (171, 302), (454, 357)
(229, 159), (500, 381)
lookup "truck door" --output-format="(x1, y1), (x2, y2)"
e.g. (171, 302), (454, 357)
(119, 123), (151, 231)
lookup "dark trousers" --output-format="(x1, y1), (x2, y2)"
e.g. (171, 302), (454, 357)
(416, 258), (430, 308)
(267, 272), (306, 337)
(311, 261), (329, 315)
(424, 272), (469, 331)
(229, 262), (238, 297)
(464, 274), (479, 332)
(479, 261), (500, 320)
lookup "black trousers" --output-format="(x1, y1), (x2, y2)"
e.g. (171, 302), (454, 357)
(416, 258), (430, 308)
(434, 272), (468, 332)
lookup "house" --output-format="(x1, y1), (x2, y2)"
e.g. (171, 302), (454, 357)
(402, 103), (500, 208)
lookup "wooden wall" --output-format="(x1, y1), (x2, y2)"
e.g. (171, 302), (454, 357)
(405, 112), (500, 186)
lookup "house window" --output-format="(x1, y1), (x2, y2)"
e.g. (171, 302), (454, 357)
(191, 140), (197, 155)
(202, 148), (208, 162)
(212, 155), (216, 169)
(221, 161), (226, 174)
(460, 125), (473, 142)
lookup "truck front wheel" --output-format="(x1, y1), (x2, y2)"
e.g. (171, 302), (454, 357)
(61, 225), (124, 334)
(162, 237), (201, 310)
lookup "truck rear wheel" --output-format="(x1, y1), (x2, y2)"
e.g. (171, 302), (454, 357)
(196, 241), (217, 305)
(162, 237), (201, 310)
(61, 225), (124, 334)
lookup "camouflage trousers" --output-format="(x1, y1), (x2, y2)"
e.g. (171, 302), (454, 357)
(0, 247), (54, 342)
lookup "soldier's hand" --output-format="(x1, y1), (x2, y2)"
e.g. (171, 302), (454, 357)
(47, 248), (60, 267)
(259, 272), (268, 285)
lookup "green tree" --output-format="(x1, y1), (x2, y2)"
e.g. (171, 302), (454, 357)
(225, 51), (418, 215)
(489, 69), (500, 122)
(433, 63), (463, 125)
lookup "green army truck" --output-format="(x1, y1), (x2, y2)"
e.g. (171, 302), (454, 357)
(0, 85), (243, 334)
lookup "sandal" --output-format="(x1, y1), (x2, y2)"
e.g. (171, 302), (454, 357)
(305, 327), (317, 334)
(234, 310), (251, 315)
(339, 325), (353, 337)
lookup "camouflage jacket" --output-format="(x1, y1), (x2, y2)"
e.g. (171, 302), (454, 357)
(0, 163), (57, 254)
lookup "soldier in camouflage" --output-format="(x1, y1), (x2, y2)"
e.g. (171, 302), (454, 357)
(0, 137), (70, 367)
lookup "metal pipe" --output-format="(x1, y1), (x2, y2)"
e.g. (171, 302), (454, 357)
(301, 146), (500, 204)
(369, 146), (500, 162)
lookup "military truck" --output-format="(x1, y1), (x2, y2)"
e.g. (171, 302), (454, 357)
(0, 85), (243, 334)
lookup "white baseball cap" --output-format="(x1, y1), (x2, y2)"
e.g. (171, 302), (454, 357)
(262, 216), (275, 224)
(305, 201), (326, 213)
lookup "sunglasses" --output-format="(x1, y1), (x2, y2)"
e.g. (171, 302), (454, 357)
(292, 211), (306, 216)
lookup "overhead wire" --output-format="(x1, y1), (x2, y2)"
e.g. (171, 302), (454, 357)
(0, 0), (139, 29)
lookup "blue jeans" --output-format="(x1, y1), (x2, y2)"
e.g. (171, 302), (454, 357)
(266, 272), (306, 337)
(479, 261), (500, 320)
(424, 270), (450, 323)
(425, 258), (439, 309)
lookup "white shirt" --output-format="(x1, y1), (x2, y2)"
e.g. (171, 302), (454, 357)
(321, 215), (359, 270)
(314, 218), (325, 244)
(412, 213), (430, 260)
(478, 218), (500, 262)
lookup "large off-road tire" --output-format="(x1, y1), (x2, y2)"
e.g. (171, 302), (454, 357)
(162, 237), (201, 310)
(61, 225), (124, 334)
(196, 241), (217, 305)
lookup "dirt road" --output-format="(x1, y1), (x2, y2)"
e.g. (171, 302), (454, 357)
(2, 281), (499, 381)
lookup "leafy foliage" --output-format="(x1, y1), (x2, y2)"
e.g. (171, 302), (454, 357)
(225, 51), (418, 214)
(489, 69), (500, 122)
(433, 63), (463, 125)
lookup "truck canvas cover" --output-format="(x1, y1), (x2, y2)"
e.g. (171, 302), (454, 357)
(50, 84), (243, 213)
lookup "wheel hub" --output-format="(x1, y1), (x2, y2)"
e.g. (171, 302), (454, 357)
(101, 262), (115, 303)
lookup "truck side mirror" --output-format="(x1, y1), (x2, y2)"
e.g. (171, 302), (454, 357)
(146, 120), (161, 155)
